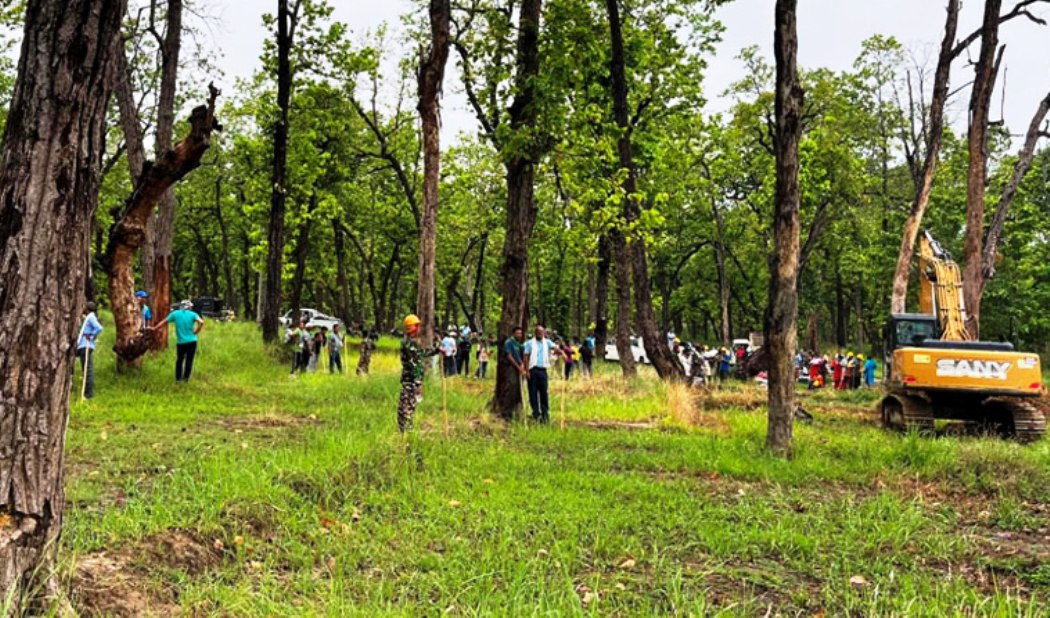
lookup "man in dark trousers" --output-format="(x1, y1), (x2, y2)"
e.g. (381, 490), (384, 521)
(151, 299), (204, 382)
(523, 325), (555, 424)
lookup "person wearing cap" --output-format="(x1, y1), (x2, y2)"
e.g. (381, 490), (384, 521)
(76, 302), (103, 399)
(135, 290), (152, 330)
(151, 299), (204, 382)
(398, 314), (436, 432)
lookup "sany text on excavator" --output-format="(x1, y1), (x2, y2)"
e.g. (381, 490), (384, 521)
(880, 230), (1046, 441)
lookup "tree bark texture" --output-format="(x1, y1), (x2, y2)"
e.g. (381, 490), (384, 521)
(611, 230), (637, 378)
(960, 0), (1003, 340)
(605, 0), (681, 380)
(493, 0), (543, 420)
(416, 0), (451, 344)
(0, 0), (126, 600)
(766, 0), (803, 457)
(150, 0), (183, 351)
(261, 0), (296, 342)
(105, 87), (221, 367)
(889, 0), (960, 314)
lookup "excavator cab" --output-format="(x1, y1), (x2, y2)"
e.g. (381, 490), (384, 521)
(882, 314), (938, 383)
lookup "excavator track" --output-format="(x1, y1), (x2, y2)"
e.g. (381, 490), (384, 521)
(986, 397), (1047, 443)
(881, 394), (934, 434)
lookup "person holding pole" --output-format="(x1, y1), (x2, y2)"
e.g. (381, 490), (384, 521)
(151, 299), (203, 382)
(76, 302), (103, 400)
(397, 314), (437, 433)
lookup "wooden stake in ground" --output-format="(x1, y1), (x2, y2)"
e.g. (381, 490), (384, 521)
(560, 376), (566, 431)
(442, 367), (450, 438)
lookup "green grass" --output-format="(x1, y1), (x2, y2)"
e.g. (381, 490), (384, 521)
(60, 317), (1050, 616)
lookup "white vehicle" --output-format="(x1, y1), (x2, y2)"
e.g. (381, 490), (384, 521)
(278, 308), (343, 331)
(604, 336), (650, 365)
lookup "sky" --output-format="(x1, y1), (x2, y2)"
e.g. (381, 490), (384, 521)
(204, 0), (1050, 142)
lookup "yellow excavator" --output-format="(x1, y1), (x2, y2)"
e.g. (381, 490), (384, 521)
(880, 230), (1046, 441)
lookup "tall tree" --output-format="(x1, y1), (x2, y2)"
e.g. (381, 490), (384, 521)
(492, 0), (545, 419)
(605, 0), (682, 380)
(766, 0), (803, 456)
(149, 0), (184, 350)
(960, 0), (1003, 339)
(106, 88), (221, 369)
(261, 0), (301, 342)
(416, 0), (451, 343)
(889, 0), (960, 314)
(0, 0), (126, 600)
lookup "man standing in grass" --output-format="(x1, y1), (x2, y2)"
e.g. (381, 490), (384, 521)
(152, 299), (204, 382)
(328, 324), (344, 374)
(398, 314), (436, 433)
(523, 325), (555, 424)
(76, 302), (103, 399)
(440, 329), (458, 377)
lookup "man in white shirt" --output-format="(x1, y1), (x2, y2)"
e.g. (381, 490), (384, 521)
(440, 330), (459, 377)
(523, 325), (555, 423)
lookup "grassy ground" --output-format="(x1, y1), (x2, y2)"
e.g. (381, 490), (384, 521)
(56, 318), (1049, 616)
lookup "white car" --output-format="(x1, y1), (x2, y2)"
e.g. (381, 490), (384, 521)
(278, 308), (343, 331)
(604, 337), (650, 364)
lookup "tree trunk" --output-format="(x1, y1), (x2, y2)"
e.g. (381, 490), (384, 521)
(593, 234), (611, 361)
(805, 312), (820, 354)
(105, 88), (220, 368)
(416, 0), (450, 343)
(213, 177), (237, 313)
(890, 0), (960, 314)
(605, 0), (680, 380)
(333, 218), (351, 324)
(712, 198), (731, 347)
(766, 0), (804, 457)
(493, 0), (544, 420)
(611, 230), (637, 377)
(0, 0), (125, 601)
(149, 0), (183, 352)
(288, 196), (317, 322)
(960, 0), (1003, 340)
(261, 0), (296, 342)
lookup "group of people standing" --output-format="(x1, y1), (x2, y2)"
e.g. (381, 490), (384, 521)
(76, 293), (204, 399)
(438, 325), (492, 379)
(801, 350), (877, 390)
(286, 320), (348, 375)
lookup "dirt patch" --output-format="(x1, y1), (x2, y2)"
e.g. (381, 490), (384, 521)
(217, 413), (321, 430)
(72, 530), (224, 617)
(74, 554), (178, 617)
(569, 420), (658, 431)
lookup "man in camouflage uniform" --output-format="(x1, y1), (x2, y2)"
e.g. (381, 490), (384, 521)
(398, 314), (434, 432)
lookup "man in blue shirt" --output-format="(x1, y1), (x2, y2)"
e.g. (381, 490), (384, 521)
(151, 299), (204, 382)
(76, 302), (103, 399)
(523, 325), (555, 423)
(440, 330), (458, 377)
(135, 290), (152, 330)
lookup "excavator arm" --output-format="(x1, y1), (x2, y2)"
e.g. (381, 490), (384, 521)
(917, 231), (973, 342)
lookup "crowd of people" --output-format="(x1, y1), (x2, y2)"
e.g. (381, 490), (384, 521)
(798, 350), (878, 390)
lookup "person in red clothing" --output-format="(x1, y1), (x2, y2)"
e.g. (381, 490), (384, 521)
(831, 354), (844, 389)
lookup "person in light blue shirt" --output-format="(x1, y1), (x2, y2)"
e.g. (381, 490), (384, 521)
(151, 299), (204, 382)
(523, 326), (556, 423)
(76, 302), (103, 399)
(135, 290), (152, 330)
(440, 331), (458, 376)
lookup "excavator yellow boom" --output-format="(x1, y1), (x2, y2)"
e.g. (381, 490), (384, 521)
(917, 231), (972, 342)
